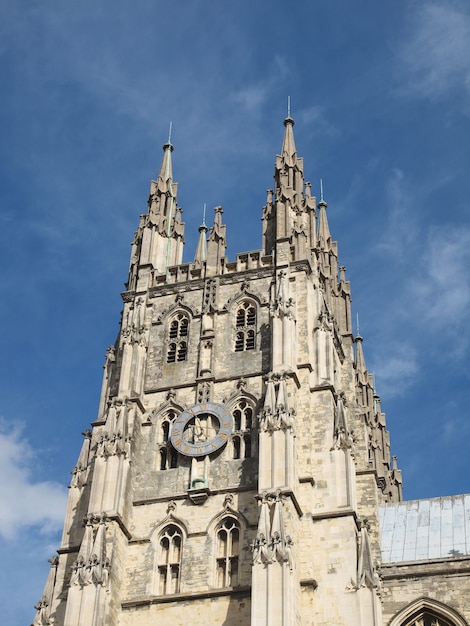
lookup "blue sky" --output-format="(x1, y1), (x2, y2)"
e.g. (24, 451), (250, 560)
(1, 1), (469, 623)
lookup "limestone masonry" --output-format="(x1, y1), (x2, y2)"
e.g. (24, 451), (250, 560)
(32, 117), (470, 626)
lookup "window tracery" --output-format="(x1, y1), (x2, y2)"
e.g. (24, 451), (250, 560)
(390, 599), (466, 626)
(167, 312), (189, 363)
(215, 517), (240, 588)
(234, 301), (256, 352)
(157, 525), (182, 595)
(231, 400), (254, 459)
(400, 613), (455, 626)
(158, 410), (179, 470)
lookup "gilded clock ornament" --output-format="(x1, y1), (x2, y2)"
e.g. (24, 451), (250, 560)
(170, 402), (234, 457)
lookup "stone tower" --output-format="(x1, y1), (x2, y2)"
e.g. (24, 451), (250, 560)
(32, 117), (405, 626)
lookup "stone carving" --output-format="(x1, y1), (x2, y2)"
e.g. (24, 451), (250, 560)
(203, 277), (218, 313)
(260, 374), (294, 432)
(354, 520), (381, 591)
(70, 430), (92, 488)
(32, 556), (59, 626)
(97, 398), (131, 458)
(70, 515), (110, 588)
(271, 270), (295, 320)
(123, 297), (148, 346)
(197, 380), (212, 404)
(332, 395), (354, 452)
(252, 493), (293, 569)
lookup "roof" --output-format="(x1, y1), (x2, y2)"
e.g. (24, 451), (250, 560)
(379, 494), (470, 563)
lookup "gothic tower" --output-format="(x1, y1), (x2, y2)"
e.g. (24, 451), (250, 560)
(32, 117), (405, 626)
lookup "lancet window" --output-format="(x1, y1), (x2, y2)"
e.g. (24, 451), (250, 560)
(157, 525), (182, 595)
(234, 301), (256, 352)
(158, 410), (179, 470)
(167, 312), (189, 363)
(231, 400), (253, 459)
(215, 517), (240, 588)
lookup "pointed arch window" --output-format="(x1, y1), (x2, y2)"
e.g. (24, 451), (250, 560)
(231, 400), (254, 459)
(158, 410), (179, 470)
(399, 613), (455, 626)
(157, 525), (182, 595)
(167, 313), (189, 363)
(390, 598), (467, 626)
(215, 517), (240, 588)
(234, 301), (257, 352)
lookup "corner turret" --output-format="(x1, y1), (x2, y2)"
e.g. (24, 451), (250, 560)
(262, 116), (316, 260)
(127, 137), (185, 291)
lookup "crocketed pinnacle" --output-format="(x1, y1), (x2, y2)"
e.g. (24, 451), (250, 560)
(281, 116), (297, 166)
(355, 334), (368, 383)
(194, 222), (208, 267)
(317, 196), (331, 250)
(157, 140), (174, 187)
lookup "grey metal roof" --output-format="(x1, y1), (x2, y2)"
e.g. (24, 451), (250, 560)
(379, 494), (470, 563)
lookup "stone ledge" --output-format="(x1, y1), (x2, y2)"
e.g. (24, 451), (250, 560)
(380, 556), (470, 579)
(121, 585), (251, 608)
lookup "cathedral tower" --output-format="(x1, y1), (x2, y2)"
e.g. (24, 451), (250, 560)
(33, 117), (404, 626)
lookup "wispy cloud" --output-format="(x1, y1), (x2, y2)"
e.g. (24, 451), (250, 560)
(372, 342), (419, 399)
(0, 423), (67, 540)
(366, 167), (470, 396)
(395, 1), (470, 103)
(375, 168), (419, 258)
(442, 414), (470, 442)
(408, 224), (470, 345)
(300, 105), (340, 138)
(231, 55), (292, 113)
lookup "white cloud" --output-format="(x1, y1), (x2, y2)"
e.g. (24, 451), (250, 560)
(396, 1), (470, 102)
(375, 171), (470, 343)
(0, 424), (67, 540)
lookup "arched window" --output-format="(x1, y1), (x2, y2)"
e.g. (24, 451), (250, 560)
(390, 598), (467, 626)
(215, 517), (240, 588)
(234, 302), (256, 352)
(167, 313), (189, 363)
(158, 410), (179, 470)
(400, 612), (456, 626)
(231, 400), (254, 459)
(157, 525), (182, 595)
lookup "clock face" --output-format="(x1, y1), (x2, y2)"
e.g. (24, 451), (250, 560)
(170, 402), (233, 457)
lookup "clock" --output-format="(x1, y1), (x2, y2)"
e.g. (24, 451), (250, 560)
(170, 402), (233, 457)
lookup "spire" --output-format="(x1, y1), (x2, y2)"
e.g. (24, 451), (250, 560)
(317, 190), (331, 251)
(194, 213), (208, 268)
(126, 129), (185, 287)
(281, 114), (297, 166)
(157, 138), (174, 186)
(156, 121), (174, 186)
(355, 333), (368, 383)
(263, 114), (313, 256)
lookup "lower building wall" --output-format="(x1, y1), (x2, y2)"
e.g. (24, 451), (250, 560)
(120, 591), (251, 626)
(381, 558), (470, 625)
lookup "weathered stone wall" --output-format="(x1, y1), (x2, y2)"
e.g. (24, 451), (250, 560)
(381, 559), (470, 624)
